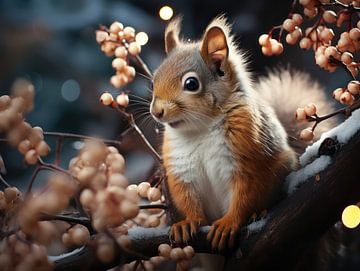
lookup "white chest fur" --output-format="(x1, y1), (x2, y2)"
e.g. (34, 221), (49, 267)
(166, 119), (235, 222)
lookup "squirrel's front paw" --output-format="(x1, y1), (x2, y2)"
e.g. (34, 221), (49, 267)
(207, 217), (239, 251)
(170, 219), (204, 244)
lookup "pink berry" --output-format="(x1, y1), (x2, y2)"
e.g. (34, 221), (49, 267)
(158, 244), (171, 258)
(349, 28), (360, 41)
(300, 128), (314, 141)
(299, 37), (312, 50)
(332, 88), (344, 101)
(109, 21), (124, 33)
(340, 91), (355, 105)
(100, 92), (114, 106)
(183, 246), (195, 260)
(147, 187), (161, 202)
(137, 182), (150, 198)
(116, 93), (129, 107)
(170, 247), (185, 262)
(112, 58), (127, 70)
(115, 46), (128, 58)
(123, 26), (135, 41)
(124, 66), (136, 79)
(304, 103), (317, 116)
(292, 13), (303, 25)
(341, 52), (353, 65)
(271, 41), (284, 55)
(322, 10), (337, 24)
(128, 42), (141, 55)
(347, 80), (360, 95)
(25, 149), (38, 165)
(261, 45), (273, 56)
(258, 34), (270, 46)
(295, 108), (307, 121)
(304, 7), (318, 18)
(96, 31), (108, 43)
(283, 19), (296, 32)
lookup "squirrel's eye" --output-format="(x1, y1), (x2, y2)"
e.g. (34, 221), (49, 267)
(184, 77), (199, 91)
(181, 72), (201, 93)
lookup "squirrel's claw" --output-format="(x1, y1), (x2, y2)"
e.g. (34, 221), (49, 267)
(170, 219), (202, 244)
(207, 218), (239, 251)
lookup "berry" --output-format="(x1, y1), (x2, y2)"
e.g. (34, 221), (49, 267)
(116, 93), (129, 107)
(348, 80), (360, 95)
(295, 108), (307, 121)
(258, 34), (270, 46)
(283, 19), (296, 32)
(128, 42), (141, 56)
(300, 128), (315, 141)
(109, 21), (124, 33)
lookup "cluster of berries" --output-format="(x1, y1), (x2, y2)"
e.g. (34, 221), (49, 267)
(295, 103), (318, 141)
(0, 233), (53, 271)
(70, 141), (139, 232)
(158, 244), (195, 271)
(333, 80), (360, 105)
(19, 174), (76, 244)
(100, 91), (129, 108)
(0, 186), (21, 211)
(61, 224), (90, 248)
(96, 21), (144, 89)
(0, 79), (50, 165)
(259, 0), (360, 76)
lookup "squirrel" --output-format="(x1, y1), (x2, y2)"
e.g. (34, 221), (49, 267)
(150, 16), (335, 251)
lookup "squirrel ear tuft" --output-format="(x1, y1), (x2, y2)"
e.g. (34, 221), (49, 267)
(165, 16), (182, 54)
(200, 16), (230, 70)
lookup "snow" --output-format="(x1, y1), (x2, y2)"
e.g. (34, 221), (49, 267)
(246, 217), (268, 233)
(300, 109), (360, 166)
(48, 247), (84, 262)
(285, 155), (331, 195)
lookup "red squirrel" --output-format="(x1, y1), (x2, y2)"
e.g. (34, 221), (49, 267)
(150, 16), (334, 251)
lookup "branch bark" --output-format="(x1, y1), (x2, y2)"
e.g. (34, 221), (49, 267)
(53, 129), (360, 271)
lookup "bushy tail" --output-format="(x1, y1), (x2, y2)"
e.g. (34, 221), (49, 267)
(255, 69), (337, 155)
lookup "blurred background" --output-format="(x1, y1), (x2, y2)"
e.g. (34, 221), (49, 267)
(0, 0), (350, 186)
(1, 1), (359, 270)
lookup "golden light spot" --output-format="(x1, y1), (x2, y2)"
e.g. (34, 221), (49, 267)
(135, 32), (149, 46)
(342, 205), (360, 229)
(159, 6), (173, 21)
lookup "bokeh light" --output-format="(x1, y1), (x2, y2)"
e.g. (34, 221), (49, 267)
(342, 205), (360, 229)
(61, 79), (81, 102)
(135, 32), (149, 46)
(159, 6), (173, 21)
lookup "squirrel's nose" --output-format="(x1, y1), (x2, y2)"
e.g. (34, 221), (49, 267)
(151, 106), (164, 119)
(152, 107), (164, 119)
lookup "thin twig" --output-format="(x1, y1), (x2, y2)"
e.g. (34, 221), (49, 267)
(138, 204), (168, 210)
(0, 174), (10, 188)
(309, 97), (360, 131)
(55, 137), (64, 166)
(40, 213), (94, 233)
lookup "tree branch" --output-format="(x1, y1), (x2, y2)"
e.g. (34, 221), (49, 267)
(52, 128), (360, 270)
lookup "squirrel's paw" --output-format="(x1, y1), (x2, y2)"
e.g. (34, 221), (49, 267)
(207, 217), (239, 251)
(170, 219), (203, 244)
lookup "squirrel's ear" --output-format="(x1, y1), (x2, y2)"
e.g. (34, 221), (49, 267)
(200, 26), (229, 68)
(165, 16), (182, 54)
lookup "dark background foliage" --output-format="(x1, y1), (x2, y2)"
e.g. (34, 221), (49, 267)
(0, 0), (349, 188)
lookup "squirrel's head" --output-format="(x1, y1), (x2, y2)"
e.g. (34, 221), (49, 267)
(150, 16), (247, 133)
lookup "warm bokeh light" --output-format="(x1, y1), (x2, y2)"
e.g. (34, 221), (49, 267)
(135, 32), (149, 46)
(342, 205), (360, 229)
(159, 6), (173, 21)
